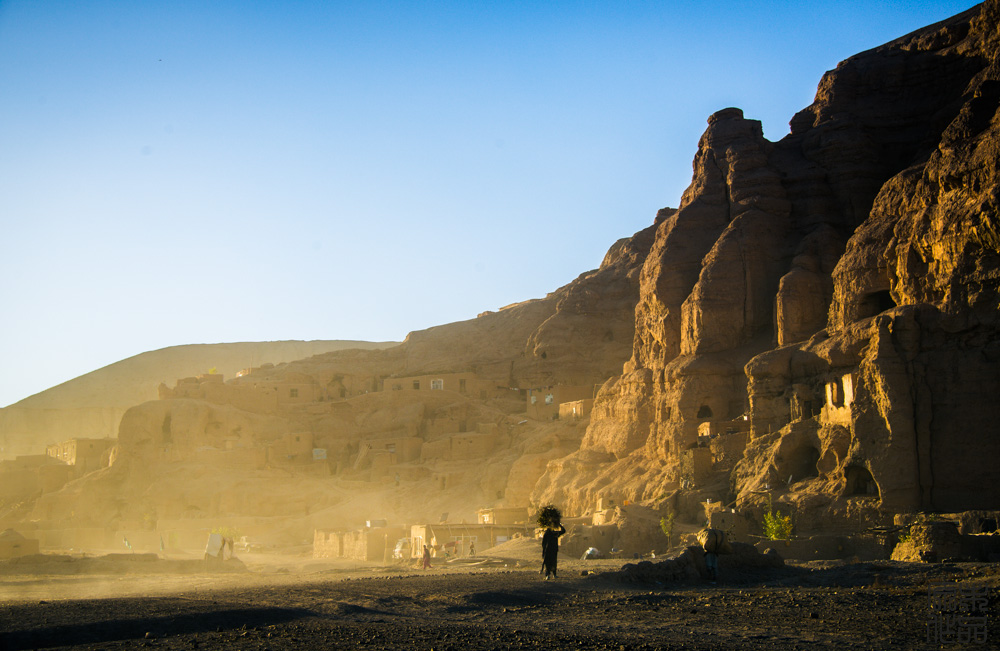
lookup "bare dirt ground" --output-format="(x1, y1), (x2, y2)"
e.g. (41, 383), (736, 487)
(2, 540), (998, 650)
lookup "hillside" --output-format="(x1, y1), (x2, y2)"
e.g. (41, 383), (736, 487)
(0, 340), (396, 459)
(5, 218), (655, 549)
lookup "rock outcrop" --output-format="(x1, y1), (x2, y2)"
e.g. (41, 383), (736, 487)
(534, 0), (1000, 529)
(397, 220), (658, 389)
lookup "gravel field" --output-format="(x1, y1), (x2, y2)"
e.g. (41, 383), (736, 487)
(2, 541), (998, 650)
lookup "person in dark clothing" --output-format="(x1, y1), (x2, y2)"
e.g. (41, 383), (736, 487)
(541, 523), (566, 580)
(422, 544), (432, 570)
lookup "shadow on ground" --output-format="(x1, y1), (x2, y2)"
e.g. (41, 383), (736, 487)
(0, 606), (313, 650)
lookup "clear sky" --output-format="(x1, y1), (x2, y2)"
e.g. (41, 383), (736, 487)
(0, 0), (980, 407)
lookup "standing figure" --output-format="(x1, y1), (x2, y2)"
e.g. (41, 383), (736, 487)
(469, 541), (476, 557)
(696, 528), (731, 584)
(540, 522), (566, 580)
(422, 544), (432, 570)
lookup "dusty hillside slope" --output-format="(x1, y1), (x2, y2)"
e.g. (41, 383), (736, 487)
(0, 341), (396, 459)
(11, 221), (656, 548)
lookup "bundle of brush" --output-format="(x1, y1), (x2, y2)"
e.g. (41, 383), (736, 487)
(536, 504), (562, 529)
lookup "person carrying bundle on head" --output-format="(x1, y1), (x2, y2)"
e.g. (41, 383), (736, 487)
(697, 528), (732, 584)
(537, 504), (566, 580)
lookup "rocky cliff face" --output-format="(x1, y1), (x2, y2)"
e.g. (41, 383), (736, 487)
(396, 220), (658, 389)
(535, 1), (1000, 529)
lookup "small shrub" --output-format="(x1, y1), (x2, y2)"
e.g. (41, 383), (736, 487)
(763, 509), (793, 540)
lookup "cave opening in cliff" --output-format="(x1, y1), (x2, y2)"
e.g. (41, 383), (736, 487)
(697, 405), (713, 419)
(791, 444), (821, 480)
(980, 518), (998, 533)
(845, 465), (878, 497)
(857, 290), (896, 319)
(830, 379), (845, 408)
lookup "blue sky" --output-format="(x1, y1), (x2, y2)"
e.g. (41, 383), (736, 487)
(0, 0), (980, 407)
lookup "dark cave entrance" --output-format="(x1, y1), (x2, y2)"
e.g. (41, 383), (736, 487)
(786, 443), (821, 483)
(799, 445), (821, 479)
(846, 465), (878, 497)
(830, 378), (845, 407)
(857, 290), (897, 320)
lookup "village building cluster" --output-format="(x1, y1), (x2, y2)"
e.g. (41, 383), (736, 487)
(0, 363), (602, 558)
(148, 370), (597, 484)
(0, 437), (116, 510)
(314, 507), (532, 562)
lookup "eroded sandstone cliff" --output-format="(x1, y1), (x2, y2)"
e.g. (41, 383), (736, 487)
(534, 0), (1000, 532)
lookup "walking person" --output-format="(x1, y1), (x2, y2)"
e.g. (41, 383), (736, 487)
(541, 521), (566, 580)
(697, 528), (731, 584)
(422, 544), (432, 570)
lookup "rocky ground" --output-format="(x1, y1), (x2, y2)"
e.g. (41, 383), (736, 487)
(2, 541), (998, 650)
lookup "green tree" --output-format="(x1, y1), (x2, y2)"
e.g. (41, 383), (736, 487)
(659, 512), (675, 546)
(762, 495), (793, 540)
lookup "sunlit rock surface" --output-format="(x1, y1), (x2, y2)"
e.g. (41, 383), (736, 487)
(535, 0), (1000, 525)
